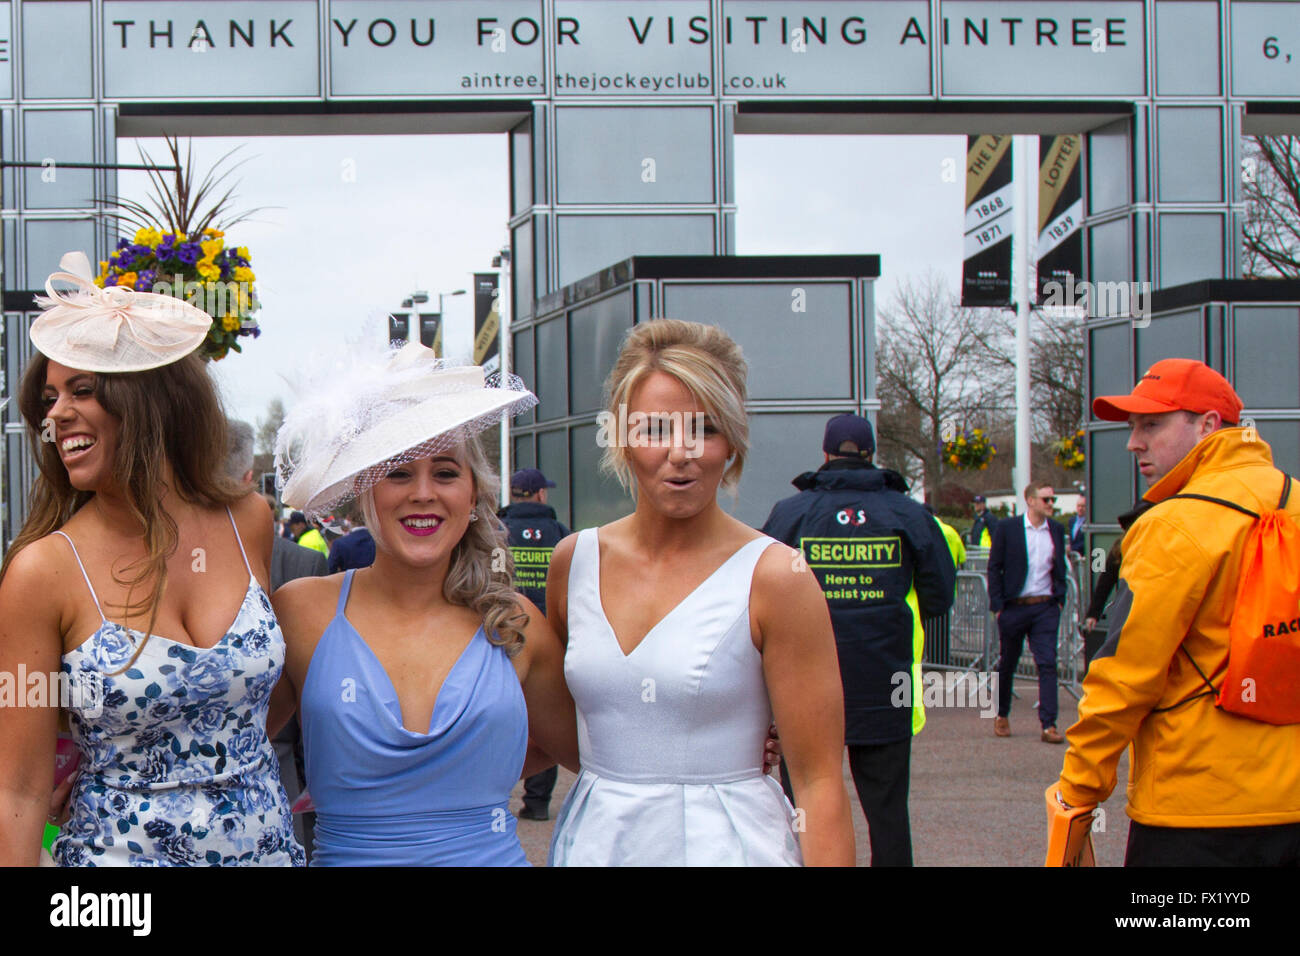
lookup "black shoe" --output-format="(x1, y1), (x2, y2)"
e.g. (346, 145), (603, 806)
(518, 806), (549, 821)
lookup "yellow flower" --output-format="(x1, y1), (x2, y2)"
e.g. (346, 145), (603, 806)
(222, 314), (240, 332)
(117, 271), (138, 288)
(200, 238), (224, 259)
(203, 228), (225, 239)
(197, 259), (221, 281)
(133, 227), (162, 247)
(949, 454), (960, 465)
(980, 462), (988, 470)
(232, 266), (254, 283)
(957, 437), (966, 446)
(235, 246), (250, 259)
(973, 428), (983, 436)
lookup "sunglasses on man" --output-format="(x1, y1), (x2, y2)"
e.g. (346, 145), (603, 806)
(1039, 495), (1057, 504)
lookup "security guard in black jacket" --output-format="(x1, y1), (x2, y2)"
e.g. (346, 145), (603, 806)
(498, 468), (571, 820)
(761, 414), (955, 866)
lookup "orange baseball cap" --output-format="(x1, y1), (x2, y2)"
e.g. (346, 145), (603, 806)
(1093, 358), (1243, 424)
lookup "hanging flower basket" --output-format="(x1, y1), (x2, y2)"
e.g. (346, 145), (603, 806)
(1054, 429), (1087, 470)
(97, 229), (260, 362)
(98, 136), (267, 362)
(941, 428), (997, 471)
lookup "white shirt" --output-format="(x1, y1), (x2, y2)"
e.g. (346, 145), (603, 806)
(1020, 514), (1055, 598)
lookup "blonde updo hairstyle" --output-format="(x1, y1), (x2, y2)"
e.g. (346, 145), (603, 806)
(601, 318), (749, 492)
(359, 433), (528, 656)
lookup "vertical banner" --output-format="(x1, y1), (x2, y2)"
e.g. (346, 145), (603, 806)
(962, 134), (1014, 307)
(386, 312), (409, 345)
(473, 272), (501, 376)
(1036, 134), (1083, 303)
(418, 313), (441, 354)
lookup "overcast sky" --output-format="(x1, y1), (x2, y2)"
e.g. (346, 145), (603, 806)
(118, 133), (966, 435)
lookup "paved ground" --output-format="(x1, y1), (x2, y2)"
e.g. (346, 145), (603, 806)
(511, 672), (1131, 866)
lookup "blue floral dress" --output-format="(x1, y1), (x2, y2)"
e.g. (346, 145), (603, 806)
(50, 511), (303, 867)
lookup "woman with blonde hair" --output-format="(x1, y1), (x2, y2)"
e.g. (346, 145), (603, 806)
(547, 318), (855, 866)
(270, 342), (578, 865)
(0, 252), (302, 866)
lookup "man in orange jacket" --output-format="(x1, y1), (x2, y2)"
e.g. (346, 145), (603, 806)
(1054, 358), (1300, 865)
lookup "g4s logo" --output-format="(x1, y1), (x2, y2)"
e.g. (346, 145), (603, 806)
(836, 509), (868, 527)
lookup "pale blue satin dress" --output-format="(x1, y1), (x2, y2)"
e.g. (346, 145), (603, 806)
(549, 529), (803, 866)
(301, 569), (529, 866)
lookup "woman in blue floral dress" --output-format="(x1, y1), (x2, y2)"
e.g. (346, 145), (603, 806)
(0, 252), (302, 866)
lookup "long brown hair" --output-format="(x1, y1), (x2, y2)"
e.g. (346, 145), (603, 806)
(1, 351), (245, 670)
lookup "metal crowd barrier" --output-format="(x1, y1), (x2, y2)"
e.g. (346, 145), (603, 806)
(921, 549), (1089, 698)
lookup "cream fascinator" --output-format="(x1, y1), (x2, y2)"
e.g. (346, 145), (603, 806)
(275, 340), (537, 517)
(30, 252), (212, 372)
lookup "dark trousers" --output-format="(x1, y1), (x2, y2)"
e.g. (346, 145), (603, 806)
(523, 766), (557, 811)
(996, 601), (1060, 728)
(1126, 819), (1300, 866)
(781, 737), (913, 867)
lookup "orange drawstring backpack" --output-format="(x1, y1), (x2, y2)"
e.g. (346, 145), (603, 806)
(1167, 473), (1300, 725)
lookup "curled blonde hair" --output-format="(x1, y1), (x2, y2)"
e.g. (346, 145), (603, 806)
(360, 434), (527, 656)
(601, 318), (749, 492)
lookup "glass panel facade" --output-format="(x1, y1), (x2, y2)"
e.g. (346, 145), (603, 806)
(537, 429), (569, 525)
(556, 214), (714, 287)
(1256, 420), (1300, 477)
(570, 423), (632, 532)
(1156, 107), (1223, 202)
(1158, 214), (1224, 287)
(1232, 306), (1300, 409)
(1089, 322), (1130, 404)
(555, 106), (715, 204)
(568, 290), (632, 415)
(662, 282), (853, 400)
(1090, 428), (1134, 527)
(512, 326), (535, 426)
(22, 110), (95, 210)
(534, 317), (568, 422)
(1137, 307), (1202, 371)
(512, 434), (535, 472)
(729, 412), (842, 529)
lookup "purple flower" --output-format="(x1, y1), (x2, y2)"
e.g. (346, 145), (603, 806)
(104, 273), (118, 287)
(115, 237), (131, 251)
(135, 269), (158, 291)
(175, 242), (201, 265)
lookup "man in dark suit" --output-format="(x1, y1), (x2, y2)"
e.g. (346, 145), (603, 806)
(987, 481), (1068, 743)
(1068, 495), (1087, 554)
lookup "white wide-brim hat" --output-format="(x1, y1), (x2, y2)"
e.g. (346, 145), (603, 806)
(275, 340), (537, 517)
(30, 251), (212, 372)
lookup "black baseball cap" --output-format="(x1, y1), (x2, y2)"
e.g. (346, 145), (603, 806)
(288, 511), (308, 525)
(511, 468), (556, 494)
(823, 414), (874, 457)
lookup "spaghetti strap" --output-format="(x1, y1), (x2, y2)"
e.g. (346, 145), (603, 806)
(51, 530), (107, 623)
(225, 506), (254, 577)
(336, 568), (356, 616)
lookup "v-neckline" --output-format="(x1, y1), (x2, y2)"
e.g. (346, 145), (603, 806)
(339, 577), (480, 736)
(592, 528), (761, 659)
(66, 574), (257, 658)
